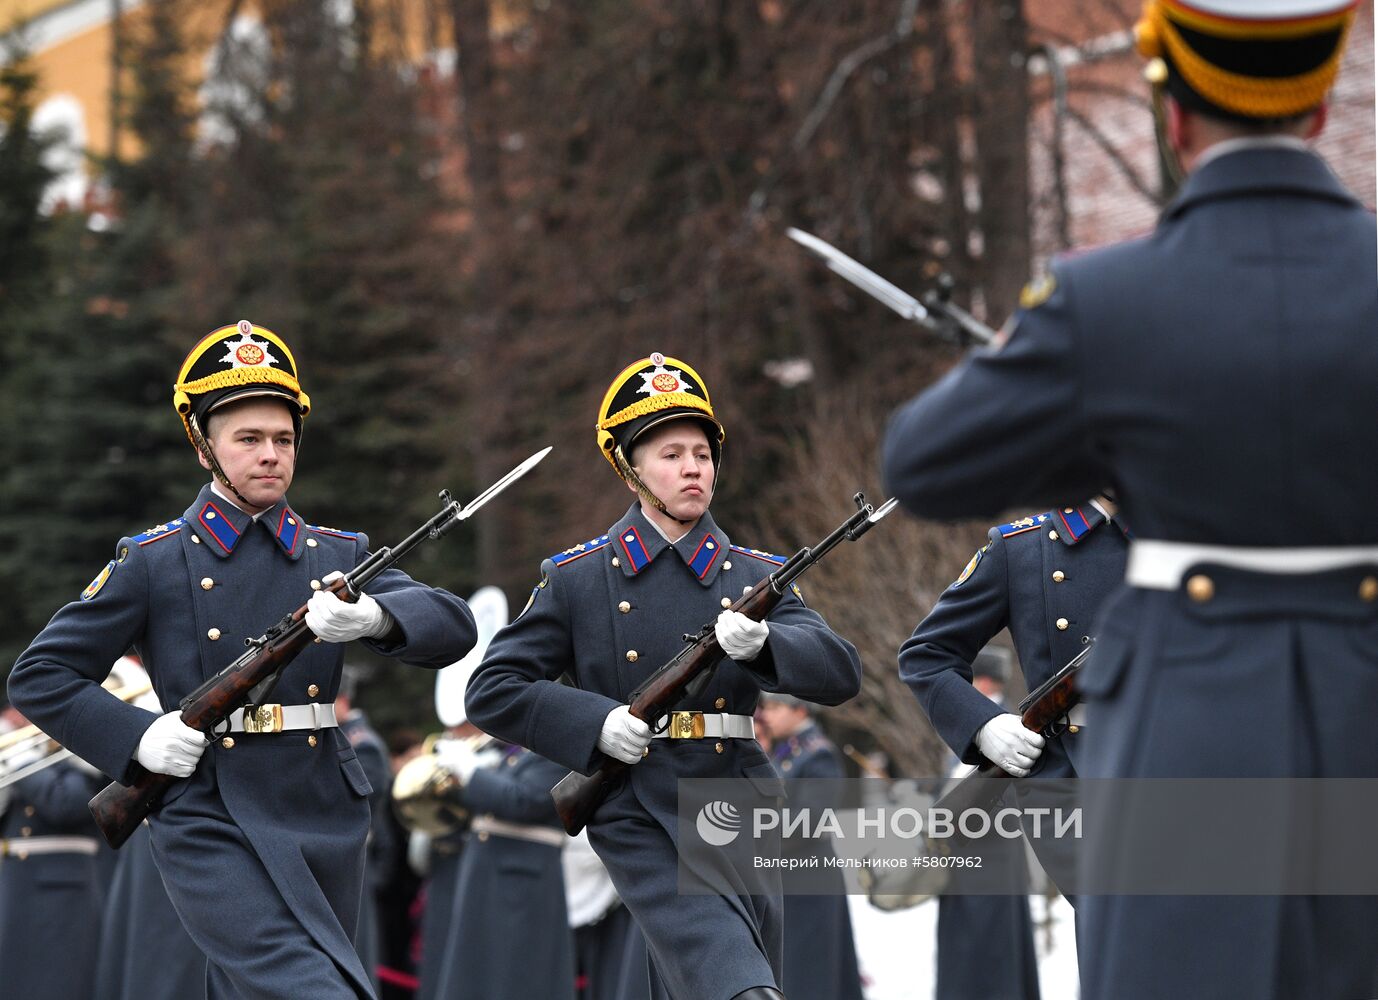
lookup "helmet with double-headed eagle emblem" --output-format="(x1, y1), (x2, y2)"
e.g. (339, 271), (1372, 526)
(172, 321), (311, 506)
(173, 320), (310, 446)
(596, 352), (725, 517)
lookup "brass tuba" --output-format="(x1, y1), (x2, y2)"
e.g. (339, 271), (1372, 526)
(390, 732), (499, 836)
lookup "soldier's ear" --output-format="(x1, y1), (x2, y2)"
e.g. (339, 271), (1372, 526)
(195, 444), (213, 472)
(1304, 103), (1328, 140)
(1166, 97), (1190, 156)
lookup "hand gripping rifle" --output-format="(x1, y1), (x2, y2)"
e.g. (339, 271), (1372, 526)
(88, 447), (551, 849)
(550, 492), (898, 836)
(931, 639), (1095, 820)
(785, 227), (998, 348)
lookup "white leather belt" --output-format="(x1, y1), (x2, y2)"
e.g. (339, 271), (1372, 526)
(226, 703), (338, 734)
(0, 835), (100, 858)
(1127, 540), (1378, 591)
(651, 712), (755, 740)
(471, 815), (567, 848)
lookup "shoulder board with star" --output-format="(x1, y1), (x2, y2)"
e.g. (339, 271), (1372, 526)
(549, 534), (611, 568)
(997, 513), (1051, 539)
(133, 518), (186, 547)
(729, 545), (787, 566)
(308, 525), (360, 540)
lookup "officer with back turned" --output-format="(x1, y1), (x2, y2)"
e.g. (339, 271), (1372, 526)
(881, 3), (1378, 996)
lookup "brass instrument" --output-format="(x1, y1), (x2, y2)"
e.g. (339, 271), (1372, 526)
(391, 732), (499, 836)
(0, 667), (153, 791)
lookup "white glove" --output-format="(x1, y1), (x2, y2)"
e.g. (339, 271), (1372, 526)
(135, 712), (209, 778)
(435, 740), (482, 784)
(975, 713), (1045, 778)
(716, 610), (769, 662)
(597, 706), (653, 765)
(305, 572), (394, 643)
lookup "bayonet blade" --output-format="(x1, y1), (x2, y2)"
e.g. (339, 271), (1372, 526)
(457, 446), (553, 521)
(786, 228), (931, 324)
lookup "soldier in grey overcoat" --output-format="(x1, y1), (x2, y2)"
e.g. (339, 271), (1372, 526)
(94, 821), (207, 1000)
(92, 673), (206, 1000)
(901, 500), (1128, 903)
(467, 353), (863, 1000)
(8, 321), (477, 999)
(880, 4), (1378, 996)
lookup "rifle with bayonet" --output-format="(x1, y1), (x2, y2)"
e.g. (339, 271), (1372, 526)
(785, 227), (999, 347)
(931, 639), (1095, 819)
(550, 492), (898, 836)
(88, 448), (551, 849)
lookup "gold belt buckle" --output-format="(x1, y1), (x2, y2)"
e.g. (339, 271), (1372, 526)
(668, 711), (706, 740)
(243, 704), (284, 734)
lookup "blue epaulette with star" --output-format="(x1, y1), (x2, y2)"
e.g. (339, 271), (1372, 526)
(997, 513), (1051, 539)
(133, 518), (185, 547)
(729, 544), (787, 566)
(549, 534), (611, 568)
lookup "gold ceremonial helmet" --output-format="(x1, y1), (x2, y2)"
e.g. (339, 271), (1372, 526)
(1135, 0), (1358, 121)
(172, 321), (311, 507)
(172, 320), (311, 448)
(595, 352), (724, 517)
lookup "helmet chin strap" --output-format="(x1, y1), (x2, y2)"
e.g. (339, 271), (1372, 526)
(613, 446), (698, 526)
(188, 413), (259, 512)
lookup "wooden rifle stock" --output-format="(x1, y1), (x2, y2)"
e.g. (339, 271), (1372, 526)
(552, 492), (895, 836)
(930, 640), (1096, 818)
(89, 589), (343, 848)
(89, 489), (477, 849)
(551, 582), (783, 836)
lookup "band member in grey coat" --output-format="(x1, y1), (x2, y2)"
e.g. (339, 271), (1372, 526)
(467, 354), (863, 1000)
(0, 742), (106, 1000)
(433, 746), (575, 1000)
